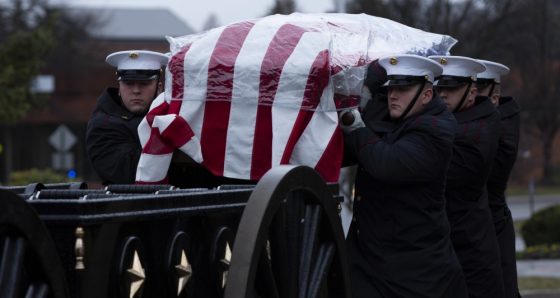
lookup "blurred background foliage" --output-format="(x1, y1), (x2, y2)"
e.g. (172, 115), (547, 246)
(521, 205), (560, 247)
(0, 0), (93, 123)
(6, 168), (77, 185)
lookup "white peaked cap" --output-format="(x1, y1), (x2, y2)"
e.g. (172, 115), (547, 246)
(106, 50), (169, 70)
(379, 54), (443, 84)
(477, 60), (510, 83)
(429, 56), (486, 80)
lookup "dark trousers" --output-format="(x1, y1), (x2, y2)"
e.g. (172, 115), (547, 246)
(448, 195), (505, 298)
(346, 224), (385, 298)
(346, 223), (468, 298)
(496, 207), (521, 298)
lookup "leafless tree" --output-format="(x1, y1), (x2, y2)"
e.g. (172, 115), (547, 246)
(504, 0), (560, 184)
(268, 0), (296, 15)
(346, 0), (560, 183)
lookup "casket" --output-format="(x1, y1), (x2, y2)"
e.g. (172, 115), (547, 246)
(136, 13), (456, 184)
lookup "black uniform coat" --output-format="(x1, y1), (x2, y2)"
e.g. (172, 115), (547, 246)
(86, 88), (144, 184)
(446, 96), (504, 297)
(344, 96), (467, 298)
(486, 96), (520, 298)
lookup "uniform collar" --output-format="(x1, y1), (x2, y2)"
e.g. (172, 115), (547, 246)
(453, 96), (496, 123)
(497, 96), (519, 119)
(392, 96), (447, 128)
(416, 95), (447, 118)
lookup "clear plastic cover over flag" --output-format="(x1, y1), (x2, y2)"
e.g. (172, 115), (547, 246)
(136, 13), (456, 184)
(165, 13), (456, 111)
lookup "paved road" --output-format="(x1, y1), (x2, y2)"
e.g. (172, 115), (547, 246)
(518, 260), (560, 278)
(508, 194), (560, 221)
(518, 262), (560, 298)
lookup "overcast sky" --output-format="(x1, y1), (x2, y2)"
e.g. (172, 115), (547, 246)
(51, 0), (338, 32)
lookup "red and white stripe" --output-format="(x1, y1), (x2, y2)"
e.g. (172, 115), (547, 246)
(136, 94), (202, 183)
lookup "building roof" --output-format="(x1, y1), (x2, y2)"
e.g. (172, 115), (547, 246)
(70, 7), (195, 40)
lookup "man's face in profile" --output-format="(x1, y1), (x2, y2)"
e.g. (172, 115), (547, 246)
(387, 83), (431, 119)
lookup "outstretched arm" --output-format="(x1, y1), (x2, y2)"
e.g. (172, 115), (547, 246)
(86, 122), (141, 184)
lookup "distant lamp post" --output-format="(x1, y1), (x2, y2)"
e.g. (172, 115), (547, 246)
(335, 0), (346, 13)
(522, 149), (535, 216)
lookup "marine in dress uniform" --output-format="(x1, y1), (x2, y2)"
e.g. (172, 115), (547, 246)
(430, 55), (505, 297)
(340, 55), (468, 298)
(86, 50), (168, 185)
(478, 60), (521, 298)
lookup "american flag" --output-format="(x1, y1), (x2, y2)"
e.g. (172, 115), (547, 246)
(135, 14), (456, 184)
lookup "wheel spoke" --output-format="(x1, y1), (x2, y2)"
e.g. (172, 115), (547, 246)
(25, 283), (49, 298)
(284, 192), (304, 297)
(255, 243), (280, 298)
(307, 243), (335, 298)
(298, 204), (321, 298)
(0, 236), (26, 298)
(269, 206), (289, 297)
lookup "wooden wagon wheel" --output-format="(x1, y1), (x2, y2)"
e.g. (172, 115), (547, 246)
(0, 189), (69, 298)
(224, 166), (351, 298)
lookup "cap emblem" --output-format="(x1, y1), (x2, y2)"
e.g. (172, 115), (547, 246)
(424, 75), (429, 81)
(439, 58), (447, 65)
(129, 52), (139, 59)
(389, 57), (398, 65)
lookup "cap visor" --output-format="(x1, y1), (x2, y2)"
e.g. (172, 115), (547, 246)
(435, 81), (465, 88)
(385, 80), (418, 87)
(119, 74), (159, 81)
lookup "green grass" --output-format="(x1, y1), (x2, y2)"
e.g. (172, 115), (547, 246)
(519, 276), (560, 291)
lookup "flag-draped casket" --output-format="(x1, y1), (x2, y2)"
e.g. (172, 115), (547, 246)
(136, 13), (456, 184)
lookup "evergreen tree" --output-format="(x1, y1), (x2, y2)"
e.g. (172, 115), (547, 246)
(0, 0), (58, 123)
